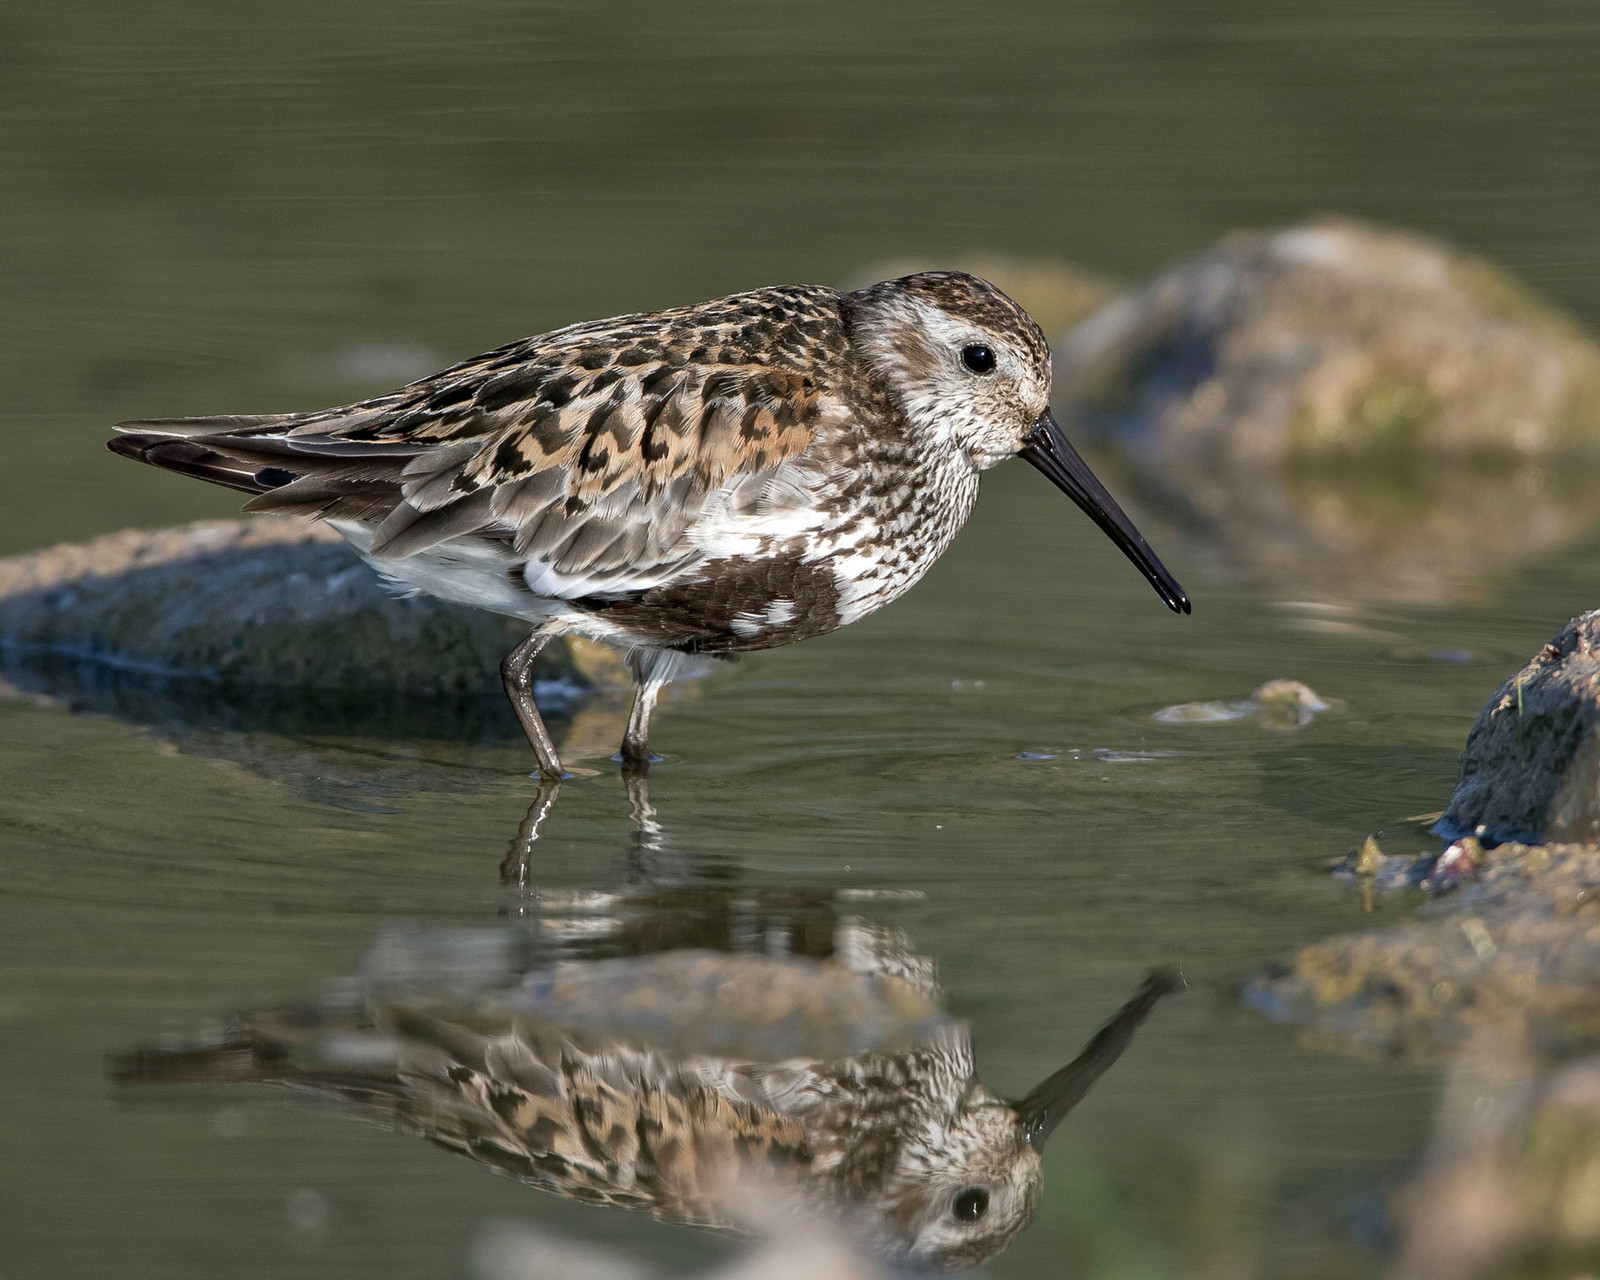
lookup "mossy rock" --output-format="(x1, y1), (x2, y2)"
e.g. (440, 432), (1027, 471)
(1058, 215), (1600, 461)
(1054, 218), (1600, 606)
(1250, 839), (1600, 1062)
(1393, 1054), (1600, 1279)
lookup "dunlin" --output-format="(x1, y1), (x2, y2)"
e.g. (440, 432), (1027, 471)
(111, 272), (1189, 776)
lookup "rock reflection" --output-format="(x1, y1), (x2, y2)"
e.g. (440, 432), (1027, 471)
(0, 651), (644, 809)
(113, 862), (1175, 1272)
(1117, 454), (1600, 609)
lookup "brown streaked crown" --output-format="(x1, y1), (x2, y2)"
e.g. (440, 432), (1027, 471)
(846, 271), (1053, 372)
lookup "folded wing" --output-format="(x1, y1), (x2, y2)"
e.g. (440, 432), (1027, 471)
(111, 287), (852, 598)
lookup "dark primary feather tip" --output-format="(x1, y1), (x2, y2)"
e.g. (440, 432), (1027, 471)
(106, 435), (146, 462)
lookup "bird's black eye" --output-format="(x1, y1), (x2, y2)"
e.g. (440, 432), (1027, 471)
(952, 1187), (989, 1222)
(960, 344), (996, 374)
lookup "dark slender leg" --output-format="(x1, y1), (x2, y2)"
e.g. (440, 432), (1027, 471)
(500, 776), (562, 889)
(620, 674), (663, 772)
(500, 628), (564, 778)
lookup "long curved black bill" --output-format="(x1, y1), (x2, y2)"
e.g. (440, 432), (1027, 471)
(1012, 967), (1183, 1151)
(1019, 411), (1191, 614)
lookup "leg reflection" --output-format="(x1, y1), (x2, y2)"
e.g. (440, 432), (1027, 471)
(499, 776), (562, 889)
(496, 771), (678, 892)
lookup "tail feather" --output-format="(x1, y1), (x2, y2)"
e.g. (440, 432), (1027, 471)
(109, 413), (417, 518)
(239, 470), (402, 522)
(108, 434), (281, 497)
(115, 413), (326, 436)
(109, 1037), (290, 1086)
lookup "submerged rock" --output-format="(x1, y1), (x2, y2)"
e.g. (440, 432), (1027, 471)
(1056, 217), (1600, 606)
(1438, 610), (1600, 846)
(0, 517), (596, 698)
(1153, 678), (1331, 729)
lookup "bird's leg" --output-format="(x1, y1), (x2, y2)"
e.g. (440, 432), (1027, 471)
(619, 674), (663, 773)
(500, 626), (565, 779)
(499, 776), (562, 891)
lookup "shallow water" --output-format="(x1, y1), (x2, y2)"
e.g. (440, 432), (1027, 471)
(5, 3), (1600, 1277)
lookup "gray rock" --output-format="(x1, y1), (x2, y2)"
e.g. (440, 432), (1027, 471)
(0, 516), (593, 698)
(1439, 610), (1600, 846)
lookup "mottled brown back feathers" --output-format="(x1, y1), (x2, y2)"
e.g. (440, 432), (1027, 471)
(112, 284), (856, 570)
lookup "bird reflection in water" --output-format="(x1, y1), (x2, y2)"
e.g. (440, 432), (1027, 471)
(114, 790), (1178, 1272)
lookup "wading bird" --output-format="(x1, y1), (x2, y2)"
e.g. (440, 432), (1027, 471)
(111, 272), (1188, 775)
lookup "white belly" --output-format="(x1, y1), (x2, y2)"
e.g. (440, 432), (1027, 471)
(329, 519), (556, 623)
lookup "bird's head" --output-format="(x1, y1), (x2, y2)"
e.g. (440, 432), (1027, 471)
(844, 271), (1190, 615)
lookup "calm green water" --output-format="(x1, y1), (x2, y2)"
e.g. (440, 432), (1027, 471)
(5, 3), (1600, 1276)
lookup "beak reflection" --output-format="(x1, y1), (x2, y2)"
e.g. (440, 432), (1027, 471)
(1012, 967), (1184, 1151)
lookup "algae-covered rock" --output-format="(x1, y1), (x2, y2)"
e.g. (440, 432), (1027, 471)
(1439, 611), (1600, 846)
(1254, 615), (1600, 1062)
(1055, 217), (1600, 607)
(0, 517), (596, 698)
(1250, 841), (1600, 1062)
(1059, 215), (1600, 462)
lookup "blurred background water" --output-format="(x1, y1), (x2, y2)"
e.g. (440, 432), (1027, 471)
(4, 2), (1600, 1276)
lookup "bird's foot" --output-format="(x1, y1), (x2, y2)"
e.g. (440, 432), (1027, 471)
(614, 748), (662, 776)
